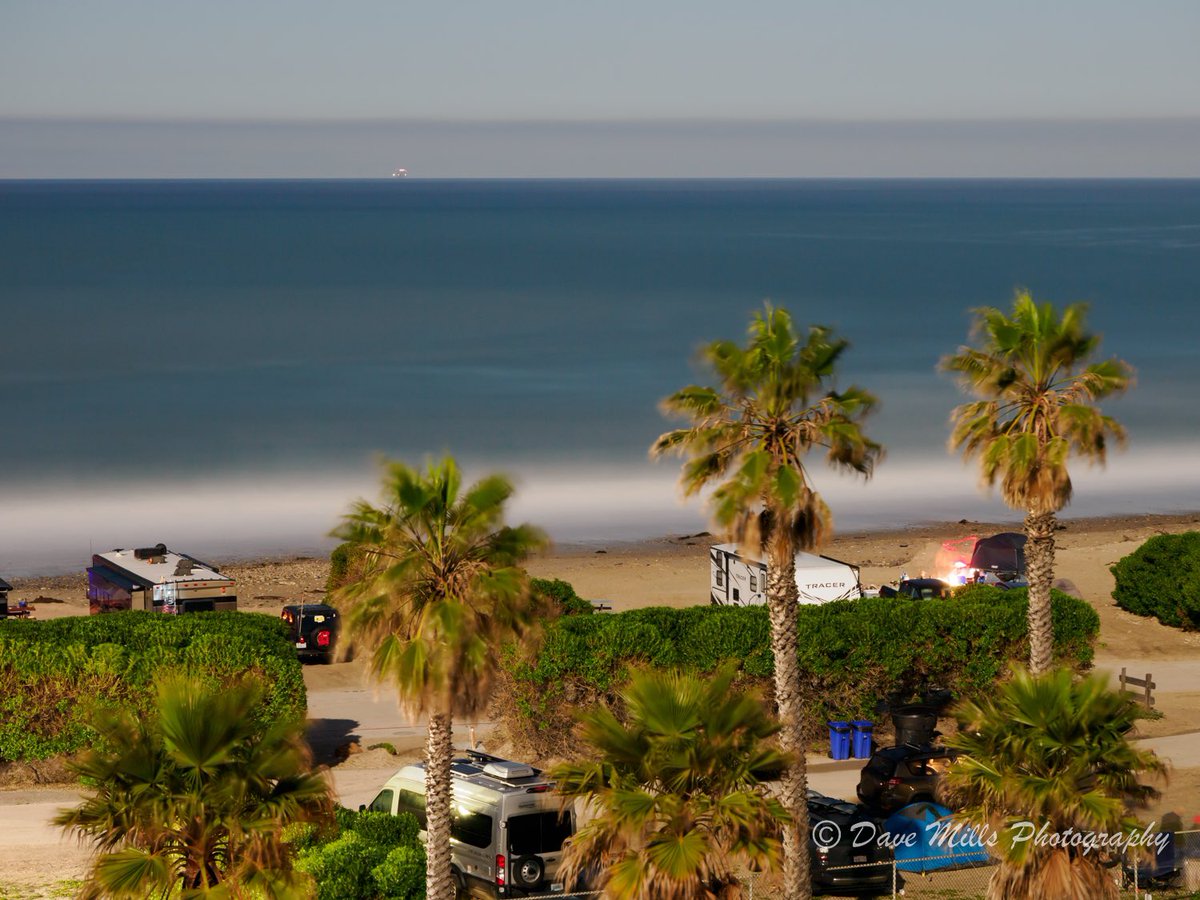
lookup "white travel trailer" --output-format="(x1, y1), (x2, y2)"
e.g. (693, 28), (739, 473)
(86, 543), (237, 615)
(709, 542), (863, 606)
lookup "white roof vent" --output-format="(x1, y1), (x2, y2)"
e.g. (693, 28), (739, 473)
(483, 760), (535, 781)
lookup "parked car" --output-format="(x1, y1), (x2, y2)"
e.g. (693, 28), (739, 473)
(856, 745), (958, 814)
(879, 578), (953, 600)
(280, 602), (340, 663)
(807, 791), (900, 897)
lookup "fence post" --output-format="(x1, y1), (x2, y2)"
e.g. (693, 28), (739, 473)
(1145, 673), (1153, 709)
(1120, 667), (1127, 694)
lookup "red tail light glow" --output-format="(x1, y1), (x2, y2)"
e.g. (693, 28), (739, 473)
(496, 854), (505, 885)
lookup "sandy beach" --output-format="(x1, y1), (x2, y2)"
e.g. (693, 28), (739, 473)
(4, 511), (1200, 892)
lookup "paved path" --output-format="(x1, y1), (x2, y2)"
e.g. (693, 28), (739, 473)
(1095, 658), (1200, 690)
(304, 685), (495, 763)
(1139, 731), (1200, 769)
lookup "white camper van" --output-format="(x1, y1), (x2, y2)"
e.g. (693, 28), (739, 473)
(366, 751), (575, 898)
(709, 543), (863, 606)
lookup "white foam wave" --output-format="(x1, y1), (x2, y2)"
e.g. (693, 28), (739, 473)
(1, 444), (1196, 577)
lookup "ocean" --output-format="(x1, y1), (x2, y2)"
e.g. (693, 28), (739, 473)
(2, 179), (1198, 576)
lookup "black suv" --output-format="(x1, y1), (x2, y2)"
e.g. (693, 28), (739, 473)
(807, 791), (900, 897)
(280, 603), (341, 663)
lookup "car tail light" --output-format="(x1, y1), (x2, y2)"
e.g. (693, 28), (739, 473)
(496, 854), (505, 885)
(887, 777), (903, 786)
(317, 629), (331, 647)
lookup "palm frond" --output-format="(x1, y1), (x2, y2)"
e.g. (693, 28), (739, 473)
(552, 667), (786, 896)
(943, 291), (1131, 516)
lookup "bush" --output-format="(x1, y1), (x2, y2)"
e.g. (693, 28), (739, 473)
(531, 577), (593, 616)
(1111, 532), (1200, 630)
(327, 542), (366, 596)
(0, 612), (305, 761)
(294, 808), (426, 900)
(495, 588), (1099, 759)
(372, 846), (427, 899)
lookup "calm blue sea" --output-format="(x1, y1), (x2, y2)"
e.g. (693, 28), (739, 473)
(2, 180), (1198, 575)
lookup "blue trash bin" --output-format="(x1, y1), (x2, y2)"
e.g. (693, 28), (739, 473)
(851, 720), (874, 759)
(828, 721), (851, 760)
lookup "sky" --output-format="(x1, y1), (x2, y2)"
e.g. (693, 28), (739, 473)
(2, 0), (1200, 176)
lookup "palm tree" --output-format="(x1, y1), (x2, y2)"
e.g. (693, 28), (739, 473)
(941, 292), (1133, 674)
(943, 667), (1163, 900)
(552, 667), (789, 899)
(57, 677), (333, 899)
(652, 303), (881, 900)
(332, 457), (547, 900)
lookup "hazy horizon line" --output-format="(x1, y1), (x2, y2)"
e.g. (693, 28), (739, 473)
(7, 176), (1200, 183)
(7, 114), (1200, 127)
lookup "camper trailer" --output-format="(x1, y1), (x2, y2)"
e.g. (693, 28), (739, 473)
(710, 543), (863, 606)
(86, 544), (236, 615)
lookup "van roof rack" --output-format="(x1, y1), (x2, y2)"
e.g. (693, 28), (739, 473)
(456, 749), (543, 784)
(464, 749), (506, 765)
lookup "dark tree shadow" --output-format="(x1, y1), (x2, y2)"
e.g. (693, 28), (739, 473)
(307, 717), (361, 766)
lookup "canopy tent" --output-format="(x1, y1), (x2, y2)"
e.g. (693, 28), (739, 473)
(884, 802), (991, 873)
(968, 532), (1026, 575)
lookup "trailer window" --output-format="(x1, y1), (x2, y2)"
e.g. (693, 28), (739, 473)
(397, 789), (427, 829)
(508, 811), (573, 856)
(749, 572), (757, 592)
(715, 568), (724, 588)
(368, 789), (394, 814)
(452, 809), (494, 848)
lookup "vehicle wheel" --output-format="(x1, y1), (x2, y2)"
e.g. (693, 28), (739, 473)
(452, 869), (469, 899)
(512, 855), (544, 890)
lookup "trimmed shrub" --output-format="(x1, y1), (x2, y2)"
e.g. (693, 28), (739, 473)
(1111, 532), (1200, 630)
(532, 577), (593, 616)
(495, 588), (1099, 759)
(372, 846), (426, 899)
(294, 809), (426, 900)
(327, 541), (366, 596)
(0, 612), (305, 761)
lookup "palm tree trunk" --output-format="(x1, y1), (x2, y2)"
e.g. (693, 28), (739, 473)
(425, 711), (456, 900)
(765, 534), (811, 900)
(1025, 511), (1057, 675)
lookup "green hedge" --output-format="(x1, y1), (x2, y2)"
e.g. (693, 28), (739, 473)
(531, 577), (594, 617)
(0, 612), (306, 761)
(1111, 532), (1200, 630)
(293, 808), (426, 900)
(496, 587), (1099, 758)
(327, 542), (366, 597)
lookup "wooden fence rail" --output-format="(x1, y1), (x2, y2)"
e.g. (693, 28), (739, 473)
(1119, 667), (1156, 709)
